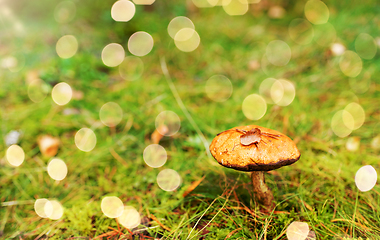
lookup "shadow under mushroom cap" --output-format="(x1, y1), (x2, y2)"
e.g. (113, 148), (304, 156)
(209, 125), (301, 172)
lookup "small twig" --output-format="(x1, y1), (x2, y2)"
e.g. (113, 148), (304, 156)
(272, 210), (290, 214)
(34, 220), (64, 240)
(133, 225), (159, 233)
(331, 218), (370, 231)
(109, 148), (128, 167)
(121, 225), (133, 235)
(272, 226), (287, 240)
(93, 231), (117, 239)
(150, 214), (171, 232)
(123, 116), (134, 133)
(1, 200), (35, 206)
(224, 228), (242, 239)
(318, 222), (339, 236)
(108, 226), (123, 235)
(241, 204), (258, 221)
(232, 189), (240, 209)
(65, 237), (89, 240)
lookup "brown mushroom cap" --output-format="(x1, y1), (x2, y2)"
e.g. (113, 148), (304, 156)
(209, 125), (300, 171)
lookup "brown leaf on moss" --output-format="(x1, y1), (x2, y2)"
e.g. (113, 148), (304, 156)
(183, 175), (205, 197)
(37, 135), (60, 157)
(151, 125), (169, 144)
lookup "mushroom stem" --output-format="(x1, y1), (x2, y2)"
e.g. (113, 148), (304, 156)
(251, 171), (274, 210)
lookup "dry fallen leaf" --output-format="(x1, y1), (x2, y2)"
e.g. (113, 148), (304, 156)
(38, 135), (60, 157)
(151, 124), (169, 144)
(183, 175), (205, 197)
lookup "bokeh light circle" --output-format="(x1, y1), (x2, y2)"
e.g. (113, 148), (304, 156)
(341, 110), (355, 133)
(355, 33), (377, 60)
(331, 43), (346, 56)
(371, 135), (380, 150)
(101, 43), (125, 67)
(242, 94), (267, 120)
(28, 79), (50, 103)
(75, 128), (97, 152)
(111, 0), (136, 22)
(6, 144), (25, 167)
(101, 196), (124, 218)
(286, 221), (310, 240)
(54, 1), (76, 23)
(174, 28), (200, 52)
(270, 80), (284, 105)
(206, 0), (220, 6)
(344, 102), (365, 130)
(167, 16), (195, 39)
(143, 144), (167, 168)
(34, 199), (53, 218)
(338, 91), (359, 106)
(157, 169), (181, 191)
(119, 56), (144, 81)
(155, 111), (181, 136)
(222, 0), (249, 16)
(266, 40), (291, 66)
(349, 71), (371, 94)
(304, 0), (329, 25)
(259, 78), (277, 104)
(313, 23), (336, 46)
(117, 206), (141, 229)
(56, 35), (78, 59)
(133, 0), (155, 4)
(346, 136), (360, 152)
(288, 18), (314, 45)
(191, 0), (214, 8)
(246, 0), (261, 3)
(99, 102), (123, 127)
(205, 75), (233, 102)
(355, 165), (377, 192)
(339, 51), (362, 78)
(49, 200), (64, 220)
(270, 79), (296, 106)
(331, 110), (353, 138)
(2, 53), (25, 72)
(128, 31), (154, 57)
(1, 56), (17, 71)
(47, 158), (68, 181)
(52, 82), (73, 106)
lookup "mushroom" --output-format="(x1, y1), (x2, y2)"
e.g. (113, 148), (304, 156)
(209, 125), (300, 210)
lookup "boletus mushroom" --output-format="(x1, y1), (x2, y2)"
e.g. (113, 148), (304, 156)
(209, 125), (300, 210)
